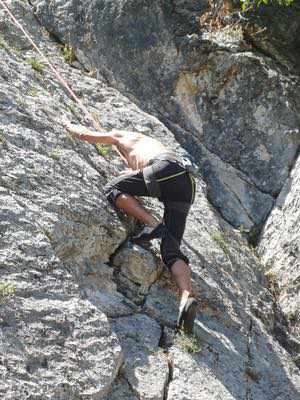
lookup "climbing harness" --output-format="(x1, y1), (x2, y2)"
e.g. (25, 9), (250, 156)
(142, 152), (197, 207)
(142, 165), (162, 198)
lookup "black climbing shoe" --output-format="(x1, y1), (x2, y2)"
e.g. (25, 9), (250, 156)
(176, 297), (198, 335)
(131, 223), (165, 245)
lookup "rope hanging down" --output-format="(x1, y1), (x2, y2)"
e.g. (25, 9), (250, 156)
(0, 0), (100, 130)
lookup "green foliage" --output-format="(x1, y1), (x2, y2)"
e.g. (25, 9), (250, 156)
(95, 143), (110, 157)
(175, 331), (203, 354)
(247, 225), (261, 247)
(292, 354), (300, 368)
(16, 96), (27, 109)
(12, 47), (22, 56)
(0, 129), (5, 145)
(265, 269), (277, 282)
(26, 57), (44, 73)
(61, 44), (76, 64)
(0, 34), (7, 49)
(238, 225), (245, 234)
(49, 147), (61, 161)
(286, 311), (298, 325)
(212, 230), (229, 256)
(265, 269), (280, 297)
(42, 227), (54, 242)
(66, 132), (75, 142)
(67, 104), (77, 116)
(240, 0), (294, 11)
(0, 283), (15, 305)
(27, 87), (38, 97)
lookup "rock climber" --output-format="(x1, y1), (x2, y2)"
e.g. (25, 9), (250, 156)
(63, 118), (198, 334)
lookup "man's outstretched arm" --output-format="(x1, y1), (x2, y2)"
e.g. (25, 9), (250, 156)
(63, 119), (117, 145)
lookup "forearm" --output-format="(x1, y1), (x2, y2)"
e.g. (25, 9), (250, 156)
(66, 123), (116, 144)
(68, 125), (95, 142)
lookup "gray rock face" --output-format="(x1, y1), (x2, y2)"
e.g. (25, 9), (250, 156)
(111, 314), (169, 400)
(259, 155), (300, 349)
(180, 51), (300, 195)
(102, 377), (138, 400)
(0, 1), (300, 400)
(148, 184), (300, 398)
(0, 297), (122, 399)
(245, 1), (300, 72)
(200, 144), (274, 230)
(111, 242), (163, 305)
(33, 0), (300, 230)
(168, 318), (300, 400)
(158, 183), (300, 399)
(113, 243), (162, 287)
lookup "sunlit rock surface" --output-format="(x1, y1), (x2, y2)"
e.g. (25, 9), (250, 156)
(0, 1), (299, 399)
(33, 0), (300, 230)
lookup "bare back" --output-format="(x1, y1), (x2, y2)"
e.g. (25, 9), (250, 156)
(113, 130), (168, 170)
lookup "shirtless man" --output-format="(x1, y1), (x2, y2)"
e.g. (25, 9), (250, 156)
(64, 119), (198, 334)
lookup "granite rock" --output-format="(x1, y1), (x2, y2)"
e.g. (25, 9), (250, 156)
(33, 0), (300, 229)
(0, 1), (300, 399)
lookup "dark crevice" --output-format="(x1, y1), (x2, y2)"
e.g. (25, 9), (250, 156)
(244, 316), (254, 400)
(122, 375), (141, 400)
(158, 326), (166, 349)
(163, 355), (174, 400)
(243, 31), (295, 75)
(256, 142), (300, 246)
(157, 326), (174, 400)
(269, 285), (300, 367)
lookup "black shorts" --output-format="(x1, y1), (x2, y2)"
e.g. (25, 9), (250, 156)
(104, 159), (196, 270)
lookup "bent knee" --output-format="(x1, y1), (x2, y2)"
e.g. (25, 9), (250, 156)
(104, 184), (123, 208)
(170, 259), (190, 277)
(161, 250), (189, 270)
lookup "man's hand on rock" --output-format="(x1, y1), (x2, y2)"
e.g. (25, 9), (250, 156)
(62, 116), (84, 139)
(62, 115), (72, 130)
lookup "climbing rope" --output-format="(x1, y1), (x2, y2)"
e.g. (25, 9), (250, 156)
(0, 0), (132, 166)
(0, 0), (100, 130)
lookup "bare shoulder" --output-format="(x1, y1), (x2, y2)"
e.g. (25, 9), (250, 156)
(111, 129), (144, 140)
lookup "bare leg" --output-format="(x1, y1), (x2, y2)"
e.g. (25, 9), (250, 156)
(116, 194), (159, 228)
(171, 259), (192, 305)
(171, 260), (197, 333)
